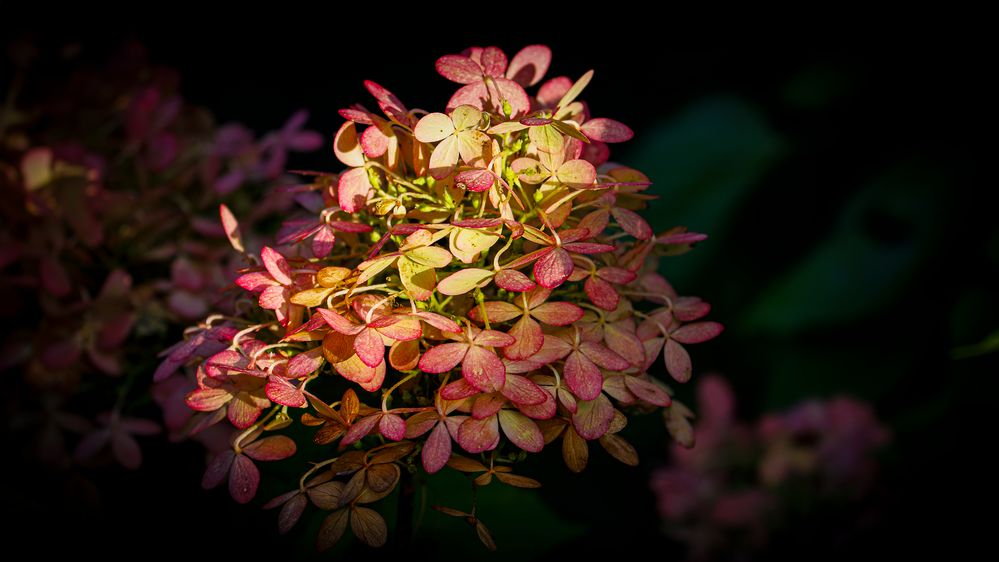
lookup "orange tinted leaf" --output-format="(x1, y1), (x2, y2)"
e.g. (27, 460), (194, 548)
(599, 433), (639, 466)
(562, 425), (589, 473)
(446, 454), (488, 473)
(494, 472), (541, 488)
(351, 506), (388, 547)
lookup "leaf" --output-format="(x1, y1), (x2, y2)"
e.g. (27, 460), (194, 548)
(456, 416), (501, 454)
(671, 322), (724, 344)
(290, 286), (335, 307)
(351, 507), (388, 547)
(476, 521), (498, 551)
(500, 374), (547, 406)
(664, 339), (692, 383)
(398, 256), (437, 301)
(503, 316), (543, 361)
(242, 435), (297, 461)
(561, 426), (589, 473)
(446, 454), (488, 473)
(341, 414), (380, 445)
(533, 247), (573, 289)
(469, 301), (521, 323)
(265, 376), (307, 408)
(438, 268), (493, 296)
(228, 454), (260, 504)
(378, 414), (406, 441)
(219, 204), (244, 253)
(308, 481), (345, 510)
(337, 167), (373, 213)
(530, 301), (583, 326)
(353, 327), (385, 368)
(278, 494), (307, 534)
(462, 346), (506, 393)
(317, 508), (350, 551)
(563, 350), (603, 401)
(556, 70), (593, 111)
(455, 168), (494, 192)
(422, 422), (452, 474)
(580, 118), (634, 143)
(494, 471), (542, 489)
(498, 410), (543, 453)
(419, 342), (468, 374)
(494, 269), (536, 292)
(624, 376), (672, 407)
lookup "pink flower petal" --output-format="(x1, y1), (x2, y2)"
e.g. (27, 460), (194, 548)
(266, 376), (307, 407)
(360, 124), (389, 158)
(435, 55), (482, 84)
(611, 207), (653, 240)
(342, 414), (381, 446)
(185, 388), (231, 412)
(537, 76), (572, 107)
(664, 339), (692, 383)
(261, 246), (293, 286)
(378, 414), (406, 441)
(498, 410), (543, 452)
(624, 377), (672, 407)
(506, 45), (552, 87)
(504, 316), (543, 361)
(580, 341), (630, 371)
(580, 118), (634, 143)
(479, 46), (508, 77)
(563, 350), (603, 401)
(415, 311), (462, 333)
(353, 327), (385, 368)
(494, 269), (536, 292)
(462, 346), (507, 392)
(316, 309), (364, 335)
(604, 322), (646, 369)
(219, 204), (244, 253)
(530, 301), (584, 326)
(418, 342), (468, 374)
(562, 242), (616, 255)
(456, 416), (500, 453)
(228, 395), (264, 429)
(500, 374), (547, 406)
(202, 450), (235, 490)
(472, 393), (506, 419)
(671, 322), (724, 344)
(473, 329), (516, 348)
(312, 224), (336, 258)
(337, 167), (373, 213)
(533, 247), (573, 289)
(440, 378), (480, 400)
(454, 168), (494, 192)
(229, 454), (260, 504)
(422, 421), (452, 473)
(585, 276), (619, 311)
(571, 393), (615, 440)
(468, 301), (521, 323)
(258, 285), (288, 310)
(413, 112), (456, 144)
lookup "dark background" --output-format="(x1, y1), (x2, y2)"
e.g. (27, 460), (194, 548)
(3, 15), (993, 560)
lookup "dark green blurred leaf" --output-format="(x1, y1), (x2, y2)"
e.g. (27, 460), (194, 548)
(627, 96), (784, 287)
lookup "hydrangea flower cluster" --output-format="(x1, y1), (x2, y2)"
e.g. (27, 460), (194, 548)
(651, 375), (890, 559)
(0, 44), (320, 470)
(171, 44), (722, 549)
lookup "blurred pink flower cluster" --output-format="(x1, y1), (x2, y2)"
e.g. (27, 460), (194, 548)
(0, 44), (319, 470)
(651, 375), (890, 559)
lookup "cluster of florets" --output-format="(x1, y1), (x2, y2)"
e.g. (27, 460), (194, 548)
(170, 44), (722, 549)
(0, 45), (319, 469)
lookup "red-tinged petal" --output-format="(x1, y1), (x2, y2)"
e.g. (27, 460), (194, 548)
(562, 242), (616, 255)
(498, 410), (544, 453)
(504, 316), (544, 361)
(376, 315), (422, 342)
(261, 246), (293, 285)
(462, 346), (507, 393)
(342, 414), (381, 445)
(243, 435), (297, 461)
(571, 393), (615, 440)
(641, 337), (664, 371)
(337, 357), (385, 391)
(258, 285), (288, 310)
(278, 494), (307, 534)
(353, 327), (385, 368)
(229, 454), (260, 504)
(316, 308), (364, 335)
(418, 342), (468, 374)
(517, 390), (557, 420)
(360, 124), (389, 158)
(428, 135), (459, 180)
(504, 246), (553, 270)
(564, 350), (604, 401)
(611, 207), (653, 240)
(436, 55), (482, 84)
(556, 159), (597, 189)
(530, 301), (584, 326)
(422, 421), (452, 474)
(454, 168), (494, 192)
(468, 301), (521, 323)
(219, 204), (244, 253)
(489, 78), (531, 117)
(266, 376), (306, 408)
(312, 224), (336, 258)
(456, 416), (500, 453)
(602, 376), (638, 404)
(329, 220), (373, 233)
(674, 297), (711, 321)
(537, 76), (572, 107)
(288, 348), (324, 378)
(438, 268), (493, 296)
(657, 231), (709, 246)
(338, 167), (372, 213)
(582, 140), (611, 166)
(228, 395), (264, 429)
(664, 339), (692, 383)
(446, 82), (489, 113)
(624, 376), (672, 407)
(671, 322), (725, 344)
(480, 46), (508, 77)
(580, 118), (634, 143)
(339, 108), (373, 124)
(473, 329), (516, 348)
(235, 271), (277, 292)
(378, 414), (406, 442)
(415, 311), (462, 333)
(605, 322), (646, 369)
(530, 335), (574, 365)
(472, 393), (506, 419)
(494, 269), (536, 292)
(598, 267), (637, 284)
(202, 450), (235, 489)
(334, 121), (365, 167)
(441, 378), (479, 400)
(585, 276), (620, 311)
(533, 247), (573, 289)
(405, 411), (439, 438)
(501, 374), (547, 406)
(580, 341), (630, 371)
(413, 112), (456, 143)
(185, 388), (231, 412)
(578, 209), (610, 239)
(507, 44), (552, 87)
